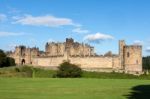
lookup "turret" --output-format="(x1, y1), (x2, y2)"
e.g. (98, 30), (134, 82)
(66, 38), (74, 48)
(119, 40), (125, 69)
(65, 38), (74, 56)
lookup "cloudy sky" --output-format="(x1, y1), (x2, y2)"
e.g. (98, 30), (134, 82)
(0, 0), (150, 56)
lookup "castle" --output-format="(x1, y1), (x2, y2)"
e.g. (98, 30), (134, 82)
(8, 38), (142, 74)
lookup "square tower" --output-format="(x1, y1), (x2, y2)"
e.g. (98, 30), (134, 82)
(124, 45), (142, 73)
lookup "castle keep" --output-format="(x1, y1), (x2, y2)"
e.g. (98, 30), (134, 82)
(8, 38), (142, 74)
(45, 38), (94, 57)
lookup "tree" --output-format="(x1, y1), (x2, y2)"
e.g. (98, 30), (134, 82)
(0, 49), (15, 67)
(5, 57), (16, 66)
(142, 56), (150, 70)
(56, 61), (82, 78)
(0, 49), (6, 67)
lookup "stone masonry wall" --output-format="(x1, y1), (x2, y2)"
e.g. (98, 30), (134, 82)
(70, 57), (113, 68)
(32, 57), (64, 67)
(32, 56), (121, 70)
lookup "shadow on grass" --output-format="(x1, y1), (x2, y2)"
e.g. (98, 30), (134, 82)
(126, 85), (150, 99)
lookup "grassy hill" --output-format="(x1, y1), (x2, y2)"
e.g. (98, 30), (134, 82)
(0, 66), (55, 78)
(0, 66), (150, 79)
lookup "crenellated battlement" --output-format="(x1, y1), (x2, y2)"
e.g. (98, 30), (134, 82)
(124, 45), (142, 49)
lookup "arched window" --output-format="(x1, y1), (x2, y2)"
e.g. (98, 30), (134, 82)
(127, 52), (130, 57)
(21, 59), (25, 65)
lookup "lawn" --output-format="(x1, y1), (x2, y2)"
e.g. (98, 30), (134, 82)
(0, 78), (150, 99)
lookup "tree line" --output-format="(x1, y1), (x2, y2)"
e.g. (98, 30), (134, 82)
(142, 56), (150, 70)
(0, 49), (15, 67)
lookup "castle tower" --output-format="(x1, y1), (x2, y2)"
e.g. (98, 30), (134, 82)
(57, 43), (65, 56)
(119, 40), (125, 69)
(45, 42), (49, 55)
(14, 46), (21, 65)
(65, 38), (74, 56)
(31, 47), (39, 57)
(66, 38), (74, 48)
(25, 48), (31, 64)
(90, 47), (94, 56)
(12, 46), (40, 65)
(13, 46), (26, 65)
(124, 45), (142, 72)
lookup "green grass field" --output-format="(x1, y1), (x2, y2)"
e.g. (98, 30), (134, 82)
(0, 78), (150, 99)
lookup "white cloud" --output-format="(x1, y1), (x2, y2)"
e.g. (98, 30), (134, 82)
(72, 28), (89, 34)
(84, 32), (114, 43)
(146, 47), (150, 52)
(13, 15), (77, 27)
(0, 31), (25, 37)
(0, 14), (6, 21)
(133, 40), (143, 45)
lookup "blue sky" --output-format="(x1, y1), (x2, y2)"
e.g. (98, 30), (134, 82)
(0, 0), (150, 56)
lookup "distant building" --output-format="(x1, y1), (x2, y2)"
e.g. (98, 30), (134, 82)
(8, 38), (142, 74)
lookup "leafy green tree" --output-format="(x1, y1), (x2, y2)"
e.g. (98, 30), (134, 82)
(142, 56), (150, 70)
(56, 61), (82, 78)
(0, 49), (15, 67)
(0, 49), (6, 67)
(5, 57), (16, 66)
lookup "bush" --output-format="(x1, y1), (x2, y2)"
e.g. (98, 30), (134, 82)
(15, 67), (20, 72)
(56, 62), (82, 78)
(143, 56), (150, 70)
(4, 57), (16, 67)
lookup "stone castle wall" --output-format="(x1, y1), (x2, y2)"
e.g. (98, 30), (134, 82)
(32, 57), (64, 67)
(32, 56), (120, 70)
(70, 57), (113, 68)
(8, 38), (143, 74)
